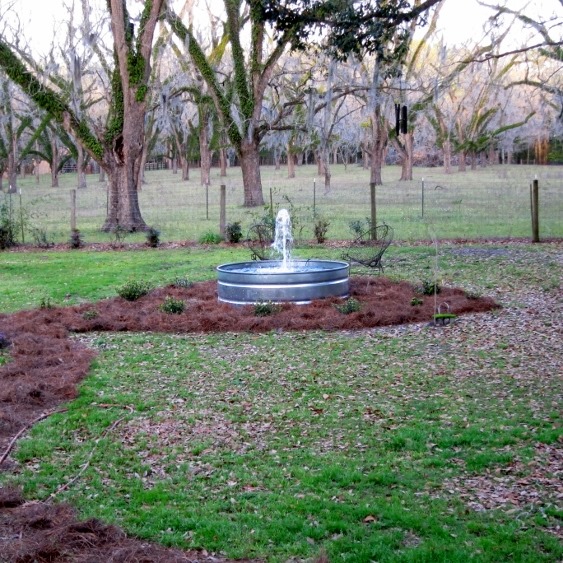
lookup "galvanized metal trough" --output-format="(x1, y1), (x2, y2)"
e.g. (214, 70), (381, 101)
(216, 259), (350, 305)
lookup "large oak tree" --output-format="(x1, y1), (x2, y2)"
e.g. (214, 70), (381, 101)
(165, 0), (442, 206)
(0, 0), (164, 231)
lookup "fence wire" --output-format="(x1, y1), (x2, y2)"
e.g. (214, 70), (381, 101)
(2, 165), (561, 244)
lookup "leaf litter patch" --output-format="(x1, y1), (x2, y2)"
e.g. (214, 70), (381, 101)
(440, 443), (562, 539)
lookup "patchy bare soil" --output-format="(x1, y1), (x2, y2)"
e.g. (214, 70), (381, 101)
(0, 276), (497, 562)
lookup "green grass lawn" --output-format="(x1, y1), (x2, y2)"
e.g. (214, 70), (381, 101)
(1, 241), (561, 561)
(2, 163), (562, 245)
(0, 245), (244, 313)
(14, 326), (561, 561)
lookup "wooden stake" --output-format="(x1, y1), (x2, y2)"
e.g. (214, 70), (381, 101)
(531, 177), (539, 243)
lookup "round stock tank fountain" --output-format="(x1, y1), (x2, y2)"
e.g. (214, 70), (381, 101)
(217, 209), (349, 305)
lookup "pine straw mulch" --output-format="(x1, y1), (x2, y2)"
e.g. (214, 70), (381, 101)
(0, 276), (499, 562)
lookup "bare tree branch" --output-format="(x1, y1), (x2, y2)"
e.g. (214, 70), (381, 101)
(468, 40), (563, 63)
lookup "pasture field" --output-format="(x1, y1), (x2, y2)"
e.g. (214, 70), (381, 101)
(0, 237), (561, 561)
(2, 163), (562, 245)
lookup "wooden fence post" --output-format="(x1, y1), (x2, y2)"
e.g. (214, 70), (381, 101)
(530, 178), (539, 243)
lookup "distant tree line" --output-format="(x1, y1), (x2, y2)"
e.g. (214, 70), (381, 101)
(0, 0), (560, 229)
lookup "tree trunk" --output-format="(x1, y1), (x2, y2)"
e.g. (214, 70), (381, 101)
(369, 109), (387, 186)
(470, 151), (477, 170)
(172, 130), (189, 181)
(220, 147), (227, 177)
(199, 118), (211, 186)
(316, 151), (323, 176)
(137, 143), (148, 191)
(443, 138), (452, 174)
(101, 96), (148, 232)
(99, 0), (164, 231)
(102, 161), (146, 231)
(321, 148), (331, 192)
(371, 151), (384, 185)
(458, 151), (467, 172)
(77, 143), (87, 188)
(399, 132), (413, 181)
(488, 144), (497, 165)
(181, 157), (189, 181)
(200, 143), (211, 186)
(239, 139), (265, 207)
(7, 134), (17, 192)
(287, 142), (295, 178)
(51, 137), (59, 187)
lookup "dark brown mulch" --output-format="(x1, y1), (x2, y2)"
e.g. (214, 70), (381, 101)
(0, 276), (498, 562)
(0, 486), (255, 562)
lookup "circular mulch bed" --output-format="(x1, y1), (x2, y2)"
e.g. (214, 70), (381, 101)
(0, 276), (498, 562)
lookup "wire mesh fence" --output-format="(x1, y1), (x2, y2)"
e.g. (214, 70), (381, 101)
(1, 164), (561, 245)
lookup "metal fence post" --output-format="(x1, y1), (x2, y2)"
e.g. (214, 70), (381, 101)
(421, 177), (425, 218)
(70, 189), (77, 231)
(220, 184), (226, 237)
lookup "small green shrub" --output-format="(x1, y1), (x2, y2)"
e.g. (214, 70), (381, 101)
(0, 201), (17, 249)
(110, 225), (129, 246)
(173, 276), (193, 289)
(198, 231), (223, 244)
(69, 228), (83, 249)
(39, 296), (54, 309)
(418, 280), (441, 296)
(336, 297), (361, 314)
(313, 217), (330, 243)
(160, 296), (185, 314)
(411, 297), (423, 306)
(146, 227), (160, 248)
(117, 279), (152, 301)
(225, 222), (243, 243)
(82, 309), (98, 320)
(0, 226), (15, 250)
(249, 209), (276, 238)
(254, 300), (281, 317)
(348, 218), (372, 237)
(31, 227), (53, 248)
(465, 290), (482, 300)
